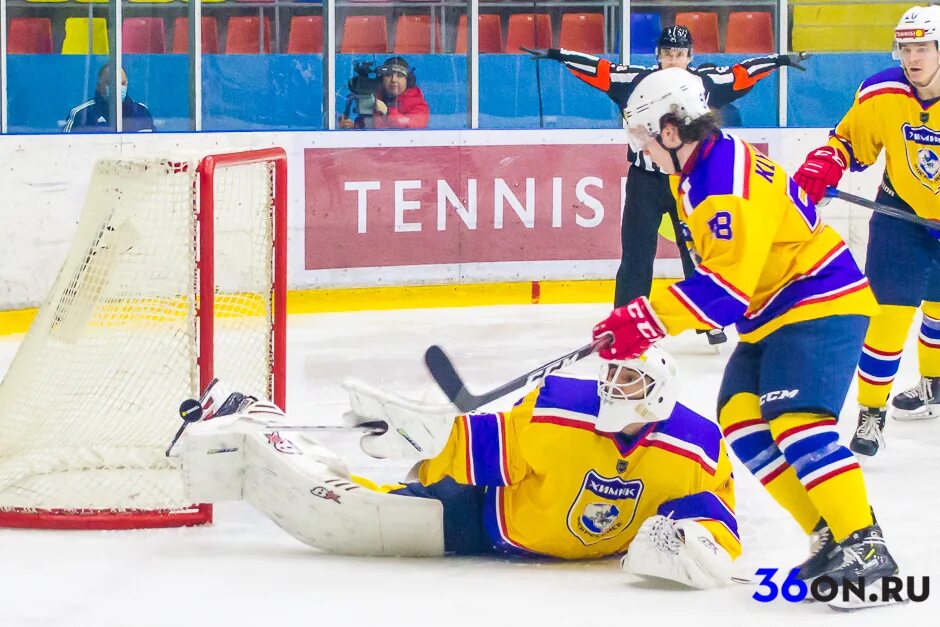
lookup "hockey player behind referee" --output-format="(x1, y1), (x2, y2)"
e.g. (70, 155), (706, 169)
(524, 27), (808, 346)
(794, 6), (940, 458)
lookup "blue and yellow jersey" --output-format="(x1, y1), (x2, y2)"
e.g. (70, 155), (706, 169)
(418, 373), (740, 561)
(828, 66), (940, 218)
(649, 132), (879, 343)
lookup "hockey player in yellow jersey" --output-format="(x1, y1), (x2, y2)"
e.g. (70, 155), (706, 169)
(173, 349), (740, 589)
(794, 6), (940, 457)
(591, 68), (900, 608)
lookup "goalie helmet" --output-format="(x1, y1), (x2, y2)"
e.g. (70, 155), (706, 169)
(595, 346), (679, 433)
(622, 68), (710, 152)
(893, 6), (940, 59)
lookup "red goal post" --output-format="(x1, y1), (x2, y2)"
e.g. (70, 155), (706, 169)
(0, 148), (288, 530)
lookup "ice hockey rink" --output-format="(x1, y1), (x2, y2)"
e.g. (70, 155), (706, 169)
(1, 304), (937, 626)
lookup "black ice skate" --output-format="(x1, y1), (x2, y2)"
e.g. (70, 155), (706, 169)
(795, 518), (841, 581)
(849, 406), (886, 457)
(891, 376), (940, 420)
(706, 328), (728, 346)
(817, 523), (903, 611)
(696, 327), (728, 348)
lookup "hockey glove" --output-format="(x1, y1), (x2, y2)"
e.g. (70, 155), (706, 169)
(793, 145), (846, 203)
(780, 51), (810, 71)
(519, 47), (562, 61)
(622, 516), (733, 589)
(592, 297), (667, 360)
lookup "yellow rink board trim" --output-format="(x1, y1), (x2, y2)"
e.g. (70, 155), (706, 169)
(0, 279), (675, 337)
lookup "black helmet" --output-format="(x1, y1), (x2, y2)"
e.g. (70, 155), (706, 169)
(657, 26), (693, 52)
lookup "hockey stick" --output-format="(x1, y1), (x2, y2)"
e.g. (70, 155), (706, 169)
(534, 58), (545, 128)
(424, 333), (613, 412)
(532, 2), (545, 128)
(825, 188), (940, 231)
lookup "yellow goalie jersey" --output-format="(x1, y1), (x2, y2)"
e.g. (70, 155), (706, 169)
(649, 132), (879, 343)
(828, 66), (940, 218)
(417, 373), (740, 560)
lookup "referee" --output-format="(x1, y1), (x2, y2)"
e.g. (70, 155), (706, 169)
(525, 27), (807, 344)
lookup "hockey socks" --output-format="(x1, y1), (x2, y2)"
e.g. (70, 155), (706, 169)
(917, 301), (940, 378)
(769, 412), (873, 542)
(857, 304), (916, 409)
(719, 394), (820, 534)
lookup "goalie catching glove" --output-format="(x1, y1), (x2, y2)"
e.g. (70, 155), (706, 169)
(342, 378), (458, 461)
(622, 515), (733, 589)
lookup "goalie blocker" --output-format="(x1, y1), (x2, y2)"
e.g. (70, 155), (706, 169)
(174, 348), (740, 588)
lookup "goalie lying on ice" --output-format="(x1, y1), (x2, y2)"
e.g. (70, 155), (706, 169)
(174, 347), (740, 589)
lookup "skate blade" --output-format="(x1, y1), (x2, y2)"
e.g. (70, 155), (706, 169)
(829, 595), (908, 612)
(891, 407), (940, 421)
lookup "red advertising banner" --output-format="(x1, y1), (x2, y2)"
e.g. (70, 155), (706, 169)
(304, 144), (630, 270)
(304, 142), (769, 271)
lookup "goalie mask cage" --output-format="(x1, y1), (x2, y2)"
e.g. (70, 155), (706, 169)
(0, 148), (287, 530)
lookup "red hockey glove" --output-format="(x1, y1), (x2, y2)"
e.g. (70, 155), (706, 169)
(592, 297), (667, 360)
(793, 146), (846, 203)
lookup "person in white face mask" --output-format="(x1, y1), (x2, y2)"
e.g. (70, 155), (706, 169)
(64, 64), (154, 133)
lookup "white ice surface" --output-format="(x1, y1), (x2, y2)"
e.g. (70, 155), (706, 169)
(1, 304), (937, 626)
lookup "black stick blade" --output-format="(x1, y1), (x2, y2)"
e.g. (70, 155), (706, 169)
(424, 345), (477, 412)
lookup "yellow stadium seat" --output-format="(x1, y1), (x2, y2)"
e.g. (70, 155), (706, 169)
(791, 4), (906, 52)
(793, 4), (906, 27)
(62, 17), (109, 54)
(792, 25), (895, 52)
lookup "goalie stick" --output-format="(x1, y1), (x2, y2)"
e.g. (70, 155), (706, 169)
(825, 188), (940, 231)
(424, 332), (613, 412)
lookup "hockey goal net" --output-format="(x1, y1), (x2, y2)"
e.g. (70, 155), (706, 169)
(0, 148), (287, 529)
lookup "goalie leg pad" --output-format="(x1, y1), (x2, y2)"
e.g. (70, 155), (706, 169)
(622, 516), (732, 589)
(243, 430), (445, 556)
(178, 415), (250, 503)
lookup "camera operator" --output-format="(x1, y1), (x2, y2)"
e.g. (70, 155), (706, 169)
(339, 56), (430, 130)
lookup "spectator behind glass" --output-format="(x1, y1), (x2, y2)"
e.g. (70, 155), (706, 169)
(339, 56), (430, 129)
(64, 64), (155, 133)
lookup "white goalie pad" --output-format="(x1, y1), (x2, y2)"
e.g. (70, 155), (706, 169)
(342, 377), (458, 461)
(176, 402), (445, 557)
(621, 516), (732, 589)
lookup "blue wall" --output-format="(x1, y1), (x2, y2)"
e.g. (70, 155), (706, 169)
(4, 52), (899, 133)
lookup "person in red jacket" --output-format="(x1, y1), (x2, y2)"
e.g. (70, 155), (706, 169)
(340, 56), (430, 129)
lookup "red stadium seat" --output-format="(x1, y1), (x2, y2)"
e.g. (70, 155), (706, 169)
(341, 15), (388, 53)
(394, 14), (441, 53)
(675, 12), (720, 53)
(7, 18), (53, 54)
(123, 18), (166, 53)
(454, 14), (502, 53)
(225, 16), (271, 54)
(287, 16), (323, 53)
(172, 17), (220, 54)
(725, 12), (774, 53)
(559, 13), (604, 53)
(506, 14), (552, 53)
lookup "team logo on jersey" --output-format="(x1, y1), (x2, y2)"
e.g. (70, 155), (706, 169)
(902, 123), (940, 193)
(616, 459), (629, 474)
(566, 470), (643, 546)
